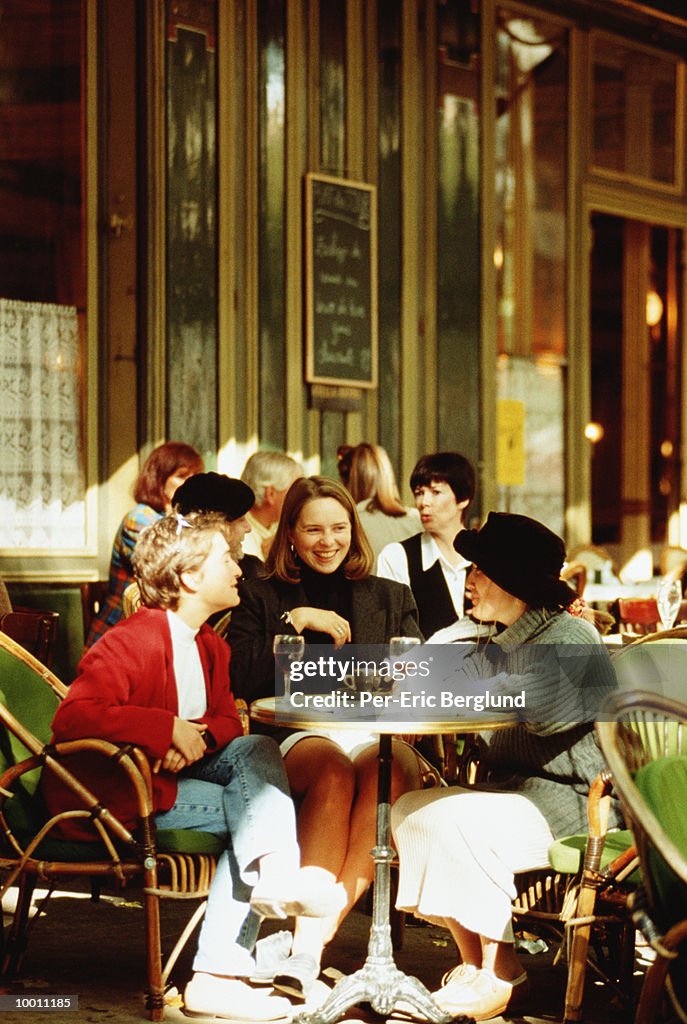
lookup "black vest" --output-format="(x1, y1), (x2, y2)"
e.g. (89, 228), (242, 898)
(401, 533), (464, 639)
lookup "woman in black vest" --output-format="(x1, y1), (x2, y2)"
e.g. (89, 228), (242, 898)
(377, 451), (476, 638)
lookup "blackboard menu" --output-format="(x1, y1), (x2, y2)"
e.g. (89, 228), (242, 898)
(305, 173), (377, 388)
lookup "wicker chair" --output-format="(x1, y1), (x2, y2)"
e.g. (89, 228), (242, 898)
(0, 632), (223, 1020)
(567, 544), (619, 586)
(452, 725), (637, 1020)
(658, 546), (687, 581)
(561, 561), (587, 598)
(597, 690), (687, 1024)
(511, 771), (638, 1023)
(511, 630), (687, 1020)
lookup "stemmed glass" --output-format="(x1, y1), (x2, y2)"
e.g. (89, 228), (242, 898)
(389, 636), (422, 661)
(387, 636), (422, 697)
(273, 634), (305, 699)
(657, 578), (682, 631)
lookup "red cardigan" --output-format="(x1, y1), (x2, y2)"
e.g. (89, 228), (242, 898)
(42, 607), (242, 839)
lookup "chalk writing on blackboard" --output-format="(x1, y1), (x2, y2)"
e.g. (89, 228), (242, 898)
(305, 173), (377, 388)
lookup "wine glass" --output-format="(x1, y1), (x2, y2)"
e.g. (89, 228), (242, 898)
(389, 636), (422, 661)
(387, 636), (422, 695)
(657, 578), (682, 631)
(273, 634), (305, 698)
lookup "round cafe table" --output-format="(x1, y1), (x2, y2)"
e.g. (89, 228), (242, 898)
(250, 696), (518, 1024)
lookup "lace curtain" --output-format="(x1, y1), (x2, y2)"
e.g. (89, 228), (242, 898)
(0, 298), (86, 549)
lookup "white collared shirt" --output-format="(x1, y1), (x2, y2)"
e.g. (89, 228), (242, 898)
(376, 531), (471, 620)
(167, 610), (207, 720)
(241, 511), (276, 561)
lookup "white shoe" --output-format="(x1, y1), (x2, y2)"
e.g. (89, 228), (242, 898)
(250, 930), (293, 984)
(432, 967), (530, 1021)
(250, 866), (346, 919)
(439, 962), (479, 988)
(183, 974), (293, 1021)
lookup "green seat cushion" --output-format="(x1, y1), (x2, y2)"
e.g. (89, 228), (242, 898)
(549, 829), (640, 883)
(635, 755), (687, 925)
(156, 829), (224, 856)
(0, 657), (60, 788)
(14, 835), (120, 863)
(635, 754), (687, 1012)
(3, 822), (222, 863)
(0, 649), (222, 868)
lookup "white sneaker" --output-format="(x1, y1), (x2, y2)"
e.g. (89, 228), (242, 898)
(183, 974), (293, 1021)
(250, 866), (346, 919)
(439, 962), (479, 987)
(432, 967), (530, 1021)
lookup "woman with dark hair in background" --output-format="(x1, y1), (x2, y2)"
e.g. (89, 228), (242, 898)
(85, 441), (203, 648)
(337, 443), (420, 569)
(377, 450), (476, 640)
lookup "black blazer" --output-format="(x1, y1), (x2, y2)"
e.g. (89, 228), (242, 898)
(227, 574), (422, 703)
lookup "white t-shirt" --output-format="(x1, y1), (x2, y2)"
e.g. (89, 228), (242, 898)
(167, 610), (206, 720)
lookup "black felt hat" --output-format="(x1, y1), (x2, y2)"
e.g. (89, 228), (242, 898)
(173, 472), (255, 522)
(454, 511), (576, 608)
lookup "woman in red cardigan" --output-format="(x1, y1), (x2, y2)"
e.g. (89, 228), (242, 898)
(44, 512), (341, 1021)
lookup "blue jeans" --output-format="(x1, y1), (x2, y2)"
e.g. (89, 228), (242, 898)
(155, 734), (299, 977)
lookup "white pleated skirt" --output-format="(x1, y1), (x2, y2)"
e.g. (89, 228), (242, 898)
(391, 786), (555, 943)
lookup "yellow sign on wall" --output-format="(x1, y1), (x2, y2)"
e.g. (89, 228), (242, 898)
(497, 399), (525, 487)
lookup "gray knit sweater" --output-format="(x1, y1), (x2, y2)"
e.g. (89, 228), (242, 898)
(466, 608), (621, 839)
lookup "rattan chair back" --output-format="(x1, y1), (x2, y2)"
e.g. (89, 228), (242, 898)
(611, 628), (687, 703)
(597, 690), (687, 1024)
(0, 630), (219, 1020)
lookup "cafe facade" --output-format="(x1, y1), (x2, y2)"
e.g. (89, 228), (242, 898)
(1, 0), (686, 584)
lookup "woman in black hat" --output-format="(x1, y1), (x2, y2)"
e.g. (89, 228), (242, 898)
(390, 512), (620, 1021)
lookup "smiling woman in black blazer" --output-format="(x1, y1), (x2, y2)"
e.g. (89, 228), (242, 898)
(227, 475), (424, 996)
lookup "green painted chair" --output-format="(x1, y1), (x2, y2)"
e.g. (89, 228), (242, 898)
(597, 690), (687, 1024)
(0, 631), (222, 1020)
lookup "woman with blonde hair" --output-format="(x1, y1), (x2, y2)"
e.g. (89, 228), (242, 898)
(46, 511), (341, 1021)
(227, 475), (424, 997)
(337, 443), (420, 567)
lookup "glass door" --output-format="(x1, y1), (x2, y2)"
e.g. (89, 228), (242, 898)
(589, 212), (683, 572)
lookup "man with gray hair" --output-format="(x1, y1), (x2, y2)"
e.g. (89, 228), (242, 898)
(240, 451), (303, 561)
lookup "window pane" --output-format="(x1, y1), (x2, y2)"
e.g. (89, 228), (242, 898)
(0, 0), (87, 549)
(166, 0), (218, 464)
(257, 0), (286, 450)
(319, 0), (346, 175)
(377, 0), (402, 470)
(592, 36), (677, 186)
(495, 11), (567, 357)
(436, 1), (480, 461)
(494, 10), (568, 533)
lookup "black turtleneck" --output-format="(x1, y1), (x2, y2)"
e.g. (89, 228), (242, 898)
(298, 562), (353, 644)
